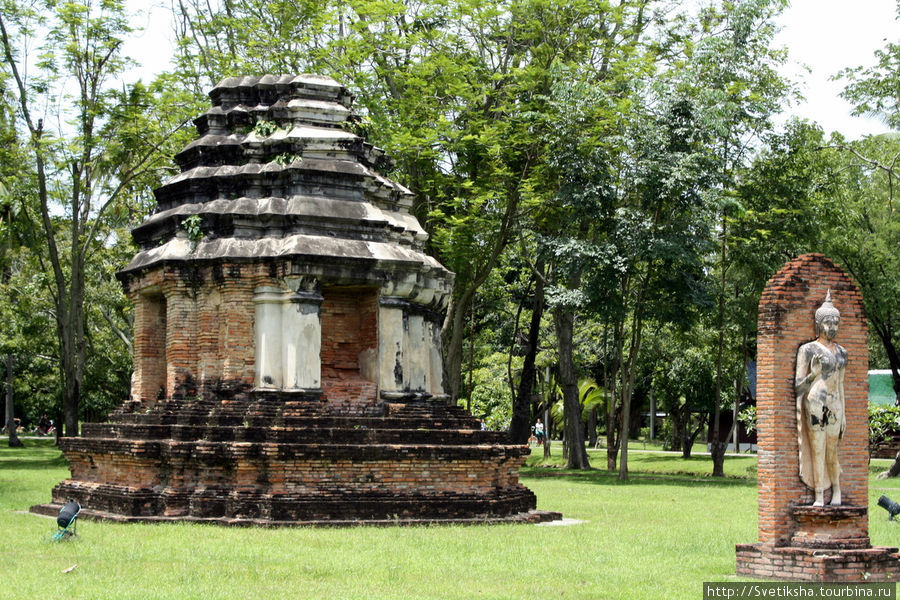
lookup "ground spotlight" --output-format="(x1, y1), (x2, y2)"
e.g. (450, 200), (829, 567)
(52, 499), (81, 541)
(878, 495), (900, 521)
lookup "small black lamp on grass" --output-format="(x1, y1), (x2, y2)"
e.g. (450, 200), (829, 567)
(52, 499), (81, 541)
(878, 495), (900, 521)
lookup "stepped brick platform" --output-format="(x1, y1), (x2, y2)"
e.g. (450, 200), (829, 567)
(736, 543), (900, 582)
(31, 75), (557, 526)
(33, 397), (555, 525)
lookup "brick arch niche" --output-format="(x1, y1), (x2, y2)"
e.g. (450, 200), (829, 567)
(319, 286), (379, 411)
(736, 253), (900, 581)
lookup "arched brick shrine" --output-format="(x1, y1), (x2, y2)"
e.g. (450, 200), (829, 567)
(736, 253), (900, 580)
(31, 75), (558, 525)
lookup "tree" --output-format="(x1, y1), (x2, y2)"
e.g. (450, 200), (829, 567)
(648, 324), (716, 458)
(818, 134), (900, 404)
(509, 252), (546, 444)
(0, 0), (186, 435)
(836, 22), (900, 401)
(538, 68), (716, 476)
(0, 66), (27, 446)
(664, 0), (792, 476)
(840, 11), (900, 133)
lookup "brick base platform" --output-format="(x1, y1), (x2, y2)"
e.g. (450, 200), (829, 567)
(31, 397), (557, 525)
(736, 544), (900, 582)
(30, 503), (560, 527)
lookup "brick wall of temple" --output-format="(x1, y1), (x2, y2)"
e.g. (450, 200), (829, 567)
(320, 288), (379, 408)
(320, 288), (378, 376)
(64, 449), (528, 496)
(59, 437), (532, 520)
(755, 254), (868, 546)
(126, 265), (388, 407)
(126, 263), (286, 402)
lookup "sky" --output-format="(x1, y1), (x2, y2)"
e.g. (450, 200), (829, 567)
(773, 0), (899, 139)
(122, 0), (900, 141)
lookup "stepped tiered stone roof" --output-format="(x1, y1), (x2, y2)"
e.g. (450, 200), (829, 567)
(31, 75), (558, 525)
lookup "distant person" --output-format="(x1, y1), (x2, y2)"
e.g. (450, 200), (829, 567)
(534, 419), (545, 445)
(37, 415), (52, 435)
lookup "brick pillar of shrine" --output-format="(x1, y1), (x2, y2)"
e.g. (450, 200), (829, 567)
(736, 253), (900, 581)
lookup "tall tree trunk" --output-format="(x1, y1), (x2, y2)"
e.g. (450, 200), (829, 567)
(680, 411), (693, 458)
(606, 397), (618, 470)
(682, 415), (695, 459)
(441, 181), (523, 403)
(682, 413), (708, 459)
(554, 302), (589, 470)
(605, 323), (619, 471)
(542, 367), (552, 461)
(2, 211), (20, 448)
(618, 375), (633, 480)
(711, 212), (728, 477)
(543, 404), (551, 461)
(57, 251), (85, 437)
(618, 303), (646, 481)
(587, 407), (598, 447)
(668, 406), (683, 453)
(442, 289), (472, 403)
(510, 257), (545, 443)
(5, 354), (21, 447)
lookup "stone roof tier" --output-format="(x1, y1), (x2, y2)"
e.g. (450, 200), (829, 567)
(120, 75), (447, 294)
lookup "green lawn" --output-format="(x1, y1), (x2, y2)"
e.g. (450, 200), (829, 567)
(3, 439), (900, 599)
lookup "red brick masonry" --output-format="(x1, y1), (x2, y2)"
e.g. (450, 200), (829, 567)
(735, 253), (900, 581)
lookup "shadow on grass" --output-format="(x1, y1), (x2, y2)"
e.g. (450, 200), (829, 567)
(0, 455), (68, 470)
(520, 466), (756, 488)
(0, 440), (67, 470)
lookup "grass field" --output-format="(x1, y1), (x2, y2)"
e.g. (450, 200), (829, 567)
(3, 439), (900, 599)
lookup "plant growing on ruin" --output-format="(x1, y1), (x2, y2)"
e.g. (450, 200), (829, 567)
(273, 152), (301, 166)
(253, 119), (279, 137)
(182, 215), (203, 245)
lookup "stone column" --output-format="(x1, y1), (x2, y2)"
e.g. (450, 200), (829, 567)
(428, 317), (445, 398)
(254, 287), (284, 389)
(282, 281), (322, 391)
(406, 313), (428, 392)
(378, 297), (408, 399)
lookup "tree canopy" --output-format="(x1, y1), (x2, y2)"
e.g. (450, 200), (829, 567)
(1, 0), (899, 476)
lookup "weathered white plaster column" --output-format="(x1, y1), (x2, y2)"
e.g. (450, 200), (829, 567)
(427, 317), (445, 397)
(378, 297), (408, 398)
(254, 287), (284, 389)
(406, 313), (428, 392)
(282, 278), (322, 390)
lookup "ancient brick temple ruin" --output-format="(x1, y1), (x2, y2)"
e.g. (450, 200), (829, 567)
(32, 75), (557, 525)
